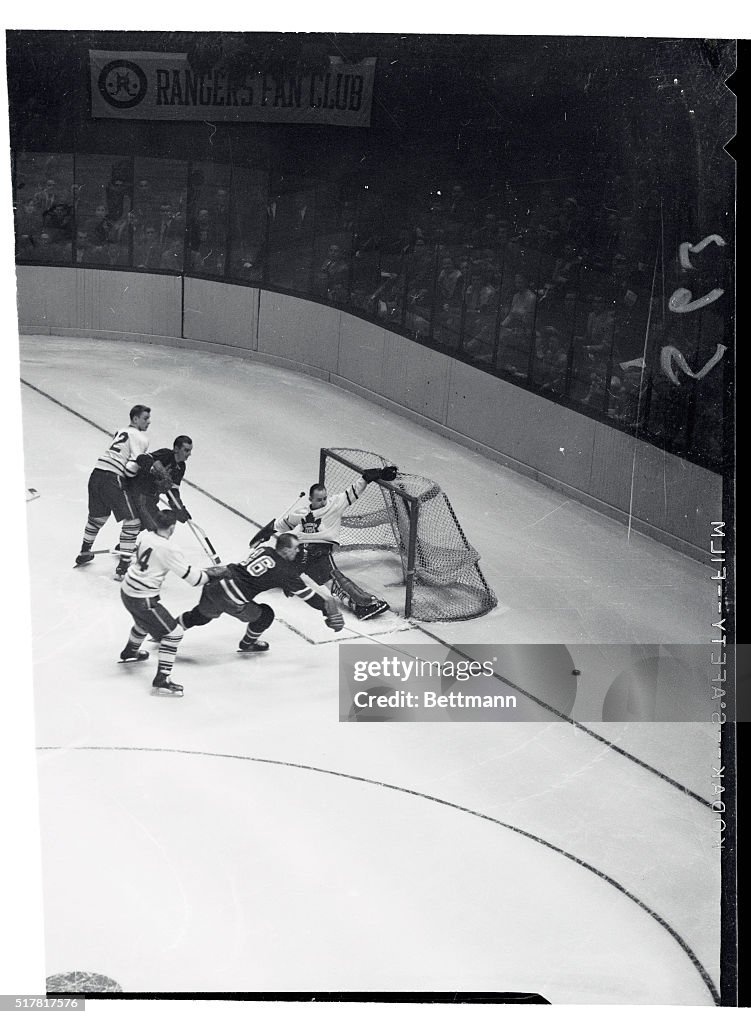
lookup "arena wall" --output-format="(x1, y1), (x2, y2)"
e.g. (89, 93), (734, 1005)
(16, 266), (721, 560)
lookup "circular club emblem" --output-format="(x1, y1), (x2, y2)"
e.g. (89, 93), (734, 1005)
(97, 59), (148, 110)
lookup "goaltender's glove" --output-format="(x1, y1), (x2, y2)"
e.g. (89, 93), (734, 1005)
(362, 465), (398, 484)
(248, 520), (276, 547)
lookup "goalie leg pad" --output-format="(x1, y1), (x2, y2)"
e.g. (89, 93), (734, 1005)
(330, 563), (376, 605)
(330, 563), (389, 618)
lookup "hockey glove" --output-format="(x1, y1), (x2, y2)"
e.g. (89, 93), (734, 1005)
(205, 565), (228, 578)
(248, 520), (276, 547)
(362, 466), (398, 483)
(173, 506), (191, 523)
(135, 453), (154, 471)
(151, 465), (174, 492)
(324, 610), (345, 632)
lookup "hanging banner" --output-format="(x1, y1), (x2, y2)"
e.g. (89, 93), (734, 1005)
(89, 51), (376, 126)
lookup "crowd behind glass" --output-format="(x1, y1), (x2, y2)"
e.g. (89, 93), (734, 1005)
(13, 151), (726, 470)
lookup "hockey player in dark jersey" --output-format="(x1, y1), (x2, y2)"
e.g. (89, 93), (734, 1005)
(248, 465), (398, 620)
(179, 533), (344, 652)
(127, 435), (193, 530)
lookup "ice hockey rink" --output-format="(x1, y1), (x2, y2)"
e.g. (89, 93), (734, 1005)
(15, 332), (720, 1006)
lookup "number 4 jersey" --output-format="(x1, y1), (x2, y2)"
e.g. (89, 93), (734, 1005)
(95, 426), (149, 479)
(121, 530), (209, 598)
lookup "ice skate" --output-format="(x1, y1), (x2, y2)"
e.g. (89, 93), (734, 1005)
(118, 646), (149, 664)
(237, 638), (270, 654)
(152, 672), (183, 696)
(74, 551), (95, 567)
(356, 600), (389, 620)
(113, 559), (129, 582)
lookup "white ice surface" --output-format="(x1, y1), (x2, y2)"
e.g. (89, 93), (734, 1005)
(19, 335), (720, 1004)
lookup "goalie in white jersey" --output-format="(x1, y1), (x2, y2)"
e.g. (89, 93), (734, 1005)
(118, 508), (225, 696)
(74, 403), (153, 579)
(249, 465), (398, 620)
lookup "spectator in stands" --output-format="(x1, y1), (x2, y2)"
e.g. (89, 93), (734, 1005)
(215, 187), (230, 224)
(444, 183), (472, 242)
(134, 225), (163, 269)
(436, 256), (464, 308)
(135, 178), (155, 207)
(106, 170), (132, 222)
(533, 327), (569, 394)
(609, 365), (647, 425)
(35, 229), (68, 263)
(229, 241), (263, 281)
(86, 203), (115, 248)
(188, 207), (225, 274)
(34, 177), (63, 216)
(15, 198), (41, 249)
(41, 190), (74, 243)
(100, 238), (126, 266)
(501, 273), (536, 332)
(581, 295), (615, 362)
(465, 261), (498, 314)
(497, 272), (537, 372)
(551, 244), (583, 290)
(157, 201), (183, 248)
(74, 228), (93, 264)
(315, 244), (350, 303)
(160, 239), (185, 271)
(367, 272), (400, 323)
(464, 262), (500, 361)
(287, 193), (314, 236)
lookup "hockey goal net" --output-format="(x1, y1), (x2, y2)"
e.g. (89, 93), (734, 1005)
(320, 447), (497, 621)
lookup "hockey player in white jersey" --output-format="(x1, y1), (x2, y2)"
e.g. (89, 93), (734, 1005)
(74, 403), (153, 580)
(118, 508), (226, 695)
(249, 465), (398, 620)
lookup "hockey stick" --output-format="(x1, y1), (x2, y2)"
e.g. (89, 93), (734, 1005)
(186, 518), (222, 565)
(247, 490), (305, 548)
(276, 491), (306, 529)
(340, 623), (443, 666)
(167, 492), (222, 565)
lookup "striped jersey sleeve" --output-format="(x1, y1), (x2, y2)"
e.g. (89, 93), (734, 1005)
(120, 531), (208, 598)
(95, 427), (149, 478)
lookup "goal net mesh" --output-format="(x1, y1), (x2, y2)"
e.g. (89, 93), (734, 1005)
(321, 448), (497, 621)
